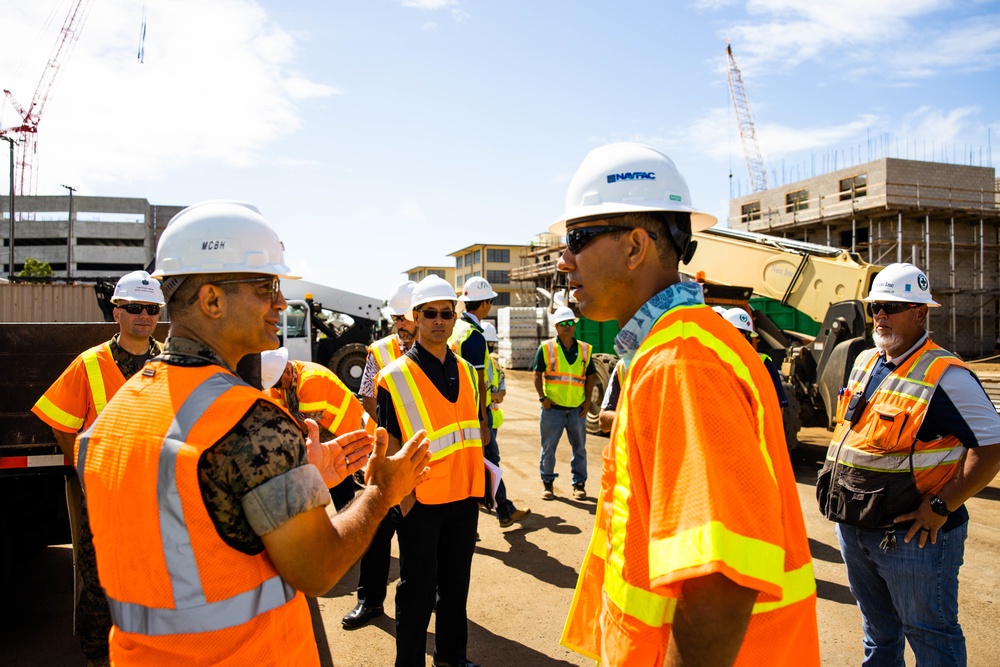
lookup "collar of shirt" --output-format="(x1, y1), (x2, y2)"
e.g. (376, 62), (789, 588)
(160, 336), (234, 372)
(614, 281), (705, 369)
(462, 312), (483, 330)
(409, 340), (456, 367)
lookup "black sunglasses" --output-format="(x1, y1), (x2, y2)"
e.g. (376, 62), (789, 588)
(390, 314), (408, 323)
(207, 277), (281, 304)
(566, 225), (657, 254)
(416, 308), (456, 320)
(117, 303), (161, 316)
(867, 302), (919, 317)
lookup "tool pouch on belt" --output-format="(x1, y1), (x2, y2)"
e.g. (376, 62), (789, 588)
(816, 464), (922, 529)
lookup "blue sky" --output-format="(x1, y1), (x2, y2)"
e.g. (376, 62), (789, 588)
(3, 0), (999, 300)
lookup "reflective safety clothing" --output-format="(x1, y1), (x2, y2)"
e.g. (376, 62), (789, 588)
(541, 338), (592, 407)
(376, 355), (485, 505)
(486, 354), (504, 428)
(368, 334), (404, 370)
(818, 339), (968, 528)
(33, 341), (132, 434)
(77, 361), (316, 666)
(449, 315), (490, 376)
(562, 305), (819, 665)
(268, 360), (364, 437)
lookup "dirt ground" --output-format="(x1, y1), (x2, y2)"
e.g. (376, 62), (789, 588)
(3, 369), (999, 666)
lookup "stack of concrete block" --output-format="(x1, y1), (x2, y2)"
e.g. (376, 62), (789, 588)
(496, 307), (541, 369)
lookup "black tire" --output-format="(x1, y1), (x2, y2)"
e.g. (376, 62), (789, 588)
(782, 381), (802, 452)
(327, 343), (369, 394)
(586, 355), (614, 436)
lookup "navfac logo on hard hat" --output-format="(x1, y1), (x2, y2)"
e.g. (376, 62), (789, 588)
(607, 171), (655, 184)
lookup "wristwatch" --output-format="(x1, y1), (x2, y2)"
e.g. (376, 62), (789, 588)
(539, 396), (547, 403)
(929, 495), (952, 517)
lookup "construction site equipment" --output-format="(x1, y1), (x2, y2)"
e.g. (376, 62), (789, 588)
(726, 41), (768, 193)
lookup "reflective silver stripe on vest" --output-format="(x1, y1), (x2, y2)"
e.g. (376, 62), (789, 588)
(907, 348), (955, 382)
(427, 427), (481, 454)
(105, 371), (296, 635)
(543, 373), (585, 386)
(877, 375), (935, 403)
(829, 443), (966, 472)
(385, 362), (479, 453)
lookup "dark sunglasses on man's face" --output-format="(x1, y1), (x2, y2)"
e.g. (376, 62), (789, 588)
(866, 302), (918, 317)
(565, 225), (657, 254)
(117, 303), (160, 316)
(417, 308), (456, 320)
(390, 315), (408, 323)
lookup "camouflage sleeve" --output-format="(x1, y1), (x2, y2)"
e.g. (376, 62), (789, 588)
(198, 398), (329, 555)
(359, 353), (378, 399)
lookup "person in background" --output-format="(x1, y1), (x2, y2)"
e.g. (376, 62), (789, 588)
(597, 358), (625, 434)
(32, 270), (165, 667)
(722, 307), (788, 408)
(450, 276), (496, 448)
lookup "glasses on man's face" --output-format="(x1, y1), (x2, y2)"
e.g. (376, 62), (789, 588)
(417, 308), (456, 320)
(867, 302), (918, 317)
(117, 303), (160, 316)
(209, 277), (281, 304)
(390, 315), (408, 324)
(556, 320), (575, 328)
(565, 225), (657, 255)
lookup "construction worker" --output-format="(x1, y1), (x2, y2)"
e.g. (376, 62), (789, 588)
(532, 305), (596, 500)
(482, 321), (530, 527)
(261, 348), (366, 510)
(722, 307), (788, 407)
(31, 269), (165, 667)
(557, 143), (820, 665)
(817, 262), (1000, 665)
(597, 358), (625, 433)
(450, 276), (495, 447)
(75, 201), (431, 666)
(377, 274), (485, 667)
(341, 280), (417, 630)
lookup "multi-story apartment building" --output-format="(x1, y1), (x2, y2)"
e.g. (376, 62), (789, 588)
(445, 243), (534, 318)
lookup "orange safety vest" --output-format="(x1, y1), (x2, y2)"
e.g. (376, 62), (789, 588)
(268, 360), (365, 437)
(368, 334), (404, 370)
(376, 354), (484, 505)
(76, 360), (317, 666)
(541, 338), (592, 407)
(562, 305), (819, 666)
(818, 339), (968, 527)
(33, 341), (129, 433)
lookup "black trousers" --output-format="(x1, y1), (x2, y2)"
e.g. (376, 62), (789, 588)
(328, 475), (356, 512)
(356, 513), (395, 607)
(392, 497), (479, 667)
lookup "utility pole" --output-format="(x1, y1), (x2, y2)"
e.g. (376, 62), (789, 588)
(1, 136), (14, 278)
(61, 184), (77, 279)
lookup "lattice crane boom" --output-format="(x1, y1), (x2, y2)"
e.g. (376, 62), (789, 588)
(726, 41), (768, 193)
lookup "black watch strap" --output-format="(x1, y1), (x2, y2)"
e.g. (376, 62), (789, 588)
(929, 495), (952, 517)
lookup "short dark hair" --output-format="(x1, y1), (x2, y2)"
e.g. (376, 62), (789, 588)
(618, 211), (692, 269)
(465, 298), (492, 312)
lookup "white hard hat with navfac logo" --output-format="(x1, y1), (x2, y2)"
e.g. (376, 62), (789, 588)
(863, 263), (940, 306)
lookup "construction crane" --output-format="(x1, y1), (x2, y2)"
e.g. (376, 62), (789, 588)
(1, 0), (96, 195)
(726, 41), (768, 193)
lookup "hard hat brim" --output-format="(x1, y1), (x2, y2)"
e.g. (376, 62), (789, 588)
(550, 205), (717, 235)
(862, 294), (941, 307)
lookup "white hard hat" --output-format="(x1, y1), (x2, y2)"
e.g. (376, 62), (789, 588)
(260, 347), (289, 390)
(550, 142), (717, 235)
(383, 280), (417, 320)
(552, 306), (577, 323)
(152, 201), (299, 280)
(863, 263), (940, 306)
(112, 270), (165, 305)
(482, 321), (499, 343)
(409, 275), (458, 312)
(723, 308), (757, 337)
(711, 305), (728, 316)
(459, 276), (498, 302)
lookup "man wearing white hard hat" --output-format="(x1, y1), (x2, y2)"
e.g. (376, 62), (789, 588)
(721, 307), (788, 408)
(75, 201), (431, 666)
(31, 269), (165, 666)
(557, 143), (820, 665)
(532, 305), (596, 500)
(818, 262), (1000, 666)
(342, 280), (418, 630)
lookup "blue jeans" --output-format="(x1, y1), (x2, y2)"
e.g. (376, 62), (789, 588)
(486, 427), (516, 520)
(539, 406), (587, 485)
(835, 522), (968, 666)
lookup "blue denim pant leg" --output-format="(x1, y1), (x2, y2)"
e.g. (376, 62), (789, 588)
(485, 427), (514, 519)
(836, 522), (967, 667)
(539, 407), (565, 483)
(565, 409), (588, 486)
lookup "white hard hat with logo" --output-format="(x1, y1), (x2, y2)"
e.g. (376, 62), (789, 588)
(383, 280), (417, 320)
(260, 347), (289, 390)
(723, 308), (757, 337)
(863, 263), (940, 306)
(152, 201), (299, 280)
(552, 306), (577, 324)
(711, 305), (728, 316)
(460, 276), (498, 302)
(550, 142), (717, 235)
(482, 321), (499, 343)
(112, 270), (165, 305)
(409, 275), (458, 312)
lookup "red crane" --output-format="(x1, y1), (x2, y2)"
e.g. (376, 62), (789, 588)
(1, 0), (96, 195)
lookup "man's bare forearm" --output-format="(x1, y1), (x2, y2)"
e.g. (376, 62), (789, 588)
(665, 573), (756, 667)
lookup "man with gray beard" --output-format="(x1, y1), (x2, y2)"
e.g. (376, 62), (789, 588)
(817, 262), (1000, 666)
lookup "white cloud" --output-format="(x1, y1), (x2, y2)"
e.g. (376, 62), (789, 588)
(400, 0), (458, 9)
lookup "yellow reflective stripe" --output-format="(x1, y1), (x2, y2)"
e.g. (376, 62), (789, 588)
(34, 394), (85, 431)
(648, 520), (786, 591)
(603, 561), (677, 628)
(752, 561), (817, 613)
(82, 346), (109, 415)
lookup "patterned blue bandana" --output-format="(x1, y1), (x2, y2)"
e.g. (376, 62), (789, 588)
(613, 281), (704, 369)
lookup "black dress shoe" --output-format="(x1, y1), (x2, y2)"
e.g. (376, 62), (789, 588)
(341, 602), (384, 629)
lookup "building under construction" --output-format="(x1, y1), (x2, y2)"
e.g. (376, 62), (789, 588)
(729, 157), (1000, 357)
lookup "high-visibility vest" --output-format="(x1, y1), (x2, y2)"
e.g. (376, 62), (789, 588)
(449, 315), (490, 377)
(268, 360), (365, 438)
(376, 354), (485, 505)
(562, 305), (819, 666)
(540, 338), (592, 407)
(77, 360), (316, 666)
(819, 339), (968, 527)
(368, 334), (404, 370)
(486, 354), (504, 428)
